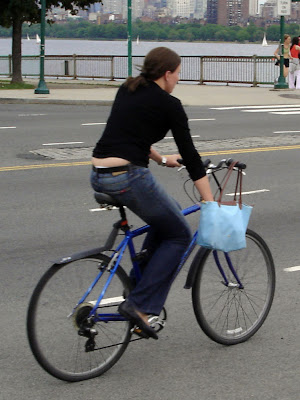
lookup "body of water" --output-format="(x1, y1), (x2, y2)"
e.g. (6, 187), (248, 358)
(0, 37), (278, 57)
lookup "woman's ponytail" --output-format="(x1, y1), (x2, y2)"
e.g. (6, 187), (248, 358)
(124, 74), (148, 92)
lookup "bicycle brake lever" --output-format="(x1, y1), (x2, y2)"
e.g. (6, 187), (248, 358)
(233, 167), (246, 175)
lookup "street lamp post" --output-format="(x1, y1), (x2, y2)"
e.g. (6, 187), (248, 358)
(127, 0), (132, 77)
(274, 15), (288, 89)
(35, 0), (49, 94)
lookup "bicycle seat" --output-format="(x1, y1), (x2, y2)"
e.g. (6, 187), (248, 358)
(94, 192), (121, 207)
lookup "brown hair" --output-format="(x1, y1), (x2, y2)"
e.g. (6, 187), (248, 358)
(124, 47), (181, 92)
(291, 36), (299, 49)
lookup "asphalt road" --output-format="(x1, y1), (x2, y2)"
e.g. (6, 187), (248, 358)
(0, 104), (299, 399)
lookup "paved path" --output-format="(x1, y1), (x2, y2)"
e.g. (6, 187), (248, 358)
(1, 78), (300, 106)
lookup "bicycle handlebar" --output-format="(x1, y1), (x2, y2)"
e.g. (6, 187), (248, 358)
(225, 158), (247, 170)
(177, 158), (246, 170)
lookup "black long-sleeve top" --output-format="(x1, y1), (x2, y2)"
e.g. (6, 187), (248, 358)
(92, 80), (206, 181)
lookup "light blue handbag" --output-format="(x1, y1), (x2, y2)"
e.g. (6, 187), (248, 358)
(197, 163), (253, 252)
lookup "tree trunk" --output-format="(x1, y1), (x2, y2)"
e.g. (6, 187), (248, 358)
(11, 17), (23, 83)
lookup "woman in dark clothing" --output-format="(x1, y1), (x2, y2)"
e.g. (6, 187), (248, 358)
(91, 47), (213, 339)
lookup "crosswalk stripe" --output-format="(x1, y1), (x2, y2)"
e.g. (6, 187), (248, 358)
(274, 131), (300, 133)
(242, 108), (300, 113)
(210, 104), (300, 110)
(284, 266), (300, 272)
(271, 111), (300, 115)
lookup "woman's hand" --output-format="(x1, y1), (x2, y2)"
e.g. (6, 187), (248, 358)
(149, 147), (181, 168)
(165, 154), (181, 168)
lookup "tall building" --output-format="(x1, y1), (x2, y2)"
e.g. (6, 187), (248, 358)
(170, 0), (195, 18)
(206, 0), (218, 23)
(88, 2), (103, 13)
(133, 0), (145, 19)
(248, 0), (259, 15)
(102, 0), (124, 15)
(121, 0), (145, 19)
(207, 0), (249, 25)
(260, 0), (277, 19)
(194, 0), (207, 19)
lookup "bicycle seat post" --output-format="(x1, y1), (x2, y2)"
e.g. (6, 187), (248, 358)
(118, 205), (130, 232)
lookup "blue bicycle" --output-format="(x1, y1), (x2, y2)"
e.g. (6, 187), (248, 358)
(27, 158), (275, 382)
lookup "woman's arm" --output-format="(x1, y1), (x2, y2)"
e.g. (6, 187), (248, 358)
(194, 175), (214, 202)
(274, 47), (280, 59)
(150, 148), (214, 200)
(149, 147), (181, 168)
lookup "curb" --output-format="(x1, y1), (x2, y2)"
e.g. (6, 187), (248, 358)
(0, 98), (114, 106)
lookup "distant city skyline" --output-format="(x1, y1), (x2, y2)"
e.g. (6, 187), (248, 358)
(52, 0), (300, 27)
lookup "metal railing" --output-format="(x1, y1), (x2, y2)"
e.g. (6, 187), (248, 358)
(0, 54), (278, 86)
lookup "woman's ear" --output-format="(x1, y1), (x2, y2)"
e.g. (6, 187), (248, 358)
(164, 71), (171, 81)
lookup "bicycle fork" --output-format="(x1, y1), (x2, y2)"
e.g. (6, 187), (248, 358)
(213, 250), (244, 289)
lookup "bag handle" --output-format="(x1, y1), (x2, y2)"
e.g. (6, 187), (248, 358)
(217, 161), (243, 208)
(234, 167), (243, 209)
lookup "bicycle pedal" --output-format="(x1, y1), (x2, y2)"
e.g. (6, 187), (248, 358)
(148, 315), (166, 333)
(131, 326), (149, 339)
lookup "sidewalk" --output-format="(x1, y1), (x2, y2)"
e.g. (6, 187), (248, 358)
(1, 78), (300, 106)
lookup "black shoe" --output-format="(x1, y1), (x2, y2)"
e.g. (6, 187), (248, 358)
(118, 301), (158, 340)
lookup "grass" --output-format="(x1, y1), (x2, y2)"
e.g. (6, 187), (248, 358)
(0, 80), (35, 90)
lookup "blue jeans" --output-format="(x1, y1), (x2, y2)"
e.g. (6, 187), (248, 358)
(90, 164), (192, 315)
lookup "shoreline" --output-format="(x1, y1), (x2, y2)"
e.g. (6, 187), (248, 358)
(0, 37), (278, 45)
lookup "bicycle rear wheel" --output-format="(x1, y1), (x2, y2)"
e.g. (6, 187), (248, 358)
(27, 254), (132, 382)
(192, 229), (275, 345)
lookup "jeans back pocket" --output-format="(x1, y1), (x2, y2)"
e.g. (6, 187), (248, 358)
(91, 171), (131, 195)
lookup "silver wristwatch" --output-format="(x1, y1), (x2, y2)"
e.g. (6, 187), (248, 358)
(161, 156), (167, 167)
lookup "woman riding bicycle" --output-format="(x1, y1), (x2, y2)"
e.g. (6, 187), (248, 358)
(91, 47), (213, 340)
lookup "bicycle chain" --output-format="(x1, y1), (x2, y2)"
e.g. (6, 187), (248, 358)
(92, 335), (144, 351)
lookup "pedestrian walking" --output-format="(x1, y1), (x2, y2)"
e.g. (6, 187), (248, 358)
(274, 34), (291, 78)
(289, 37), (300, 89)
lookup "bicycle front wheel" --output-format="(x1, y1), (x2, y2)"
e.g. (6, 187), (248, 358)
(27, 254), (132, 382)
(192, 229), (275, 345)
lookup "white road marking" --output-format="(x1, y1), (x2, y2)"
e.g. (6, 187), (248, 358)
(90, 207), (119, 212)
(82, 119), (214, 126)
(189, 118), (216, 121)
(81, 122), (107, 126)
(18, 113), (47, 117)
(164, 135), (200, 139)
(274, 130), (300, 134)
(226, 189), (270, 196)
(271, 111), (300, 115)
(0, 126), (16, 129)
(284, 266), (300, 272)
(211, 105), (300, 110)
(42, 142), (84, 146)
(242, 108), (300, 113)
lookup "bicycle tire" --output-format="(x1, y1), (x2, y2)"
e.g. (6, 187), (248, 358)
(192, 229), (275, 345)
(27, 254), (132, 382)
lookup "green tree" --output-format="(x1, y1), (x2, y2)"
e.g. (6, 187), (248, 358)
(286, 23), (300, 38)
(266, 25), (280, 42)
(215, 27), (232, 42)
(0, 0), (99, 83)
(236, 30), (249, 43)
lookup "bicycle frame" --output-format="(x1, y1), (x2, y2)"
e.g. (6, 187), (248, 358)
(69, 202), (244, 324)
